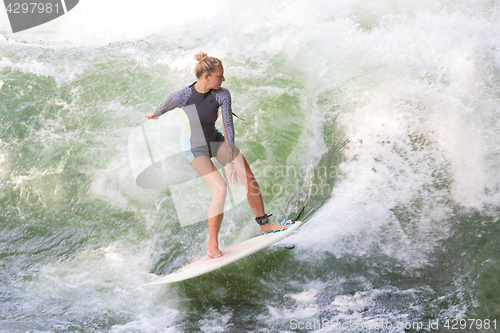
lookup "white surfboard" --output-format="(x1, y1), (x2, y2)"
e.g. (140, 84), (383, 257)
(145, 220), (302, 285)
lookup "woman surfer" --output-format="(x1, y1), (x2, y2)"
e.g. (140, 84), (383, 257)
(145, 52), (286, 258)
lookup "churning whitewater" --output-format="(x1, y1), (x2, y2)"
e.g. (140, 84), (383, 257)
(1, 0), (500, 332)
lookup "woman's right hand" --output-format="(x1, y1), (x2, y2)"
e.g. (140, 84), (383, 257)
(145, 112), (159, 120)
(225, 162), (237, 186)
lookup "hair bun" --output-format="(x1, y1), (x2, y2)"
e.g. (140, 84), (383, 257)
(194, 53), (222, 78)
(194, 52), (208, 62)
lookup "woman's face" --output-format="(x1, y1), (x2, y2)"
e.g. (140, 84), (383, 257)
(207, 66), (225, 90)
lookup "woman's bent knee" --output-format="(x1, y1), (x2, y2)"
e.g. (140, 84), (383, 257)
(211, 181), (227, 199)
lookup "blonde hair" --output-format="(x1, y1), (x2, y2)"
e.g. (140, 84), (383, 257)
(194, 52), (222, 78)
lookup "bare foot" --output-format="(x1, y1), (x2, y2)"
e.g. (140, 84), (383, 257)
(260, 223), (287, 235)
(207, 239), (222, 258)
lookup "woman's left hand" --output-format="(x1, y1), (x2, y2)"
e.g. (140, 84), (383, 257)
(225, 162), (237, 185)
(145, 112), (159, 119)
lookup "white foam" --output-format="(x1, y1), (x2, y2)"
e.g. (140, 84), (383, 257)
(268, 283), (423, 332)
(3, 1), (500, 330)
(0, 57), (54, 77)
(0, 3), (9, 32)
(198, 312), (232, 333)
(0, 56), (86, 84)
(280, 0), (500, 267)
(0, 150), (8, 179)
(330, 292), (376, 313)
(36, 241), (181, 332)
(2, 0), (226, 46)
(287, 289), (319, 303)
(0, 0), (467, 48)
(120, 48), (151, 68)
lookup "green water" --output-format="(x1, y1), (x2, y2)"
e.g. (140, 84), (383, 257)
(2, 1), (500, 331)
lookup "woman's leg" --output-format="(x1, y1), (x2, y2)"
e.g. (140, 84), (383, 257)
(216, 143), (287, 233)
(190, 155), (227, 258)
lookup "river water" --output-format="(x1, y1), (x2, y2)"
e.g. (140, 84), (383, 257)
(1, 0), (500, 332)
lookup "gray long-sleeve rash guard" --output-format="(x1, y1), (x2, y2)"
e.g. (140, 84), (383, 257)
(153, 83), (235, 156)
